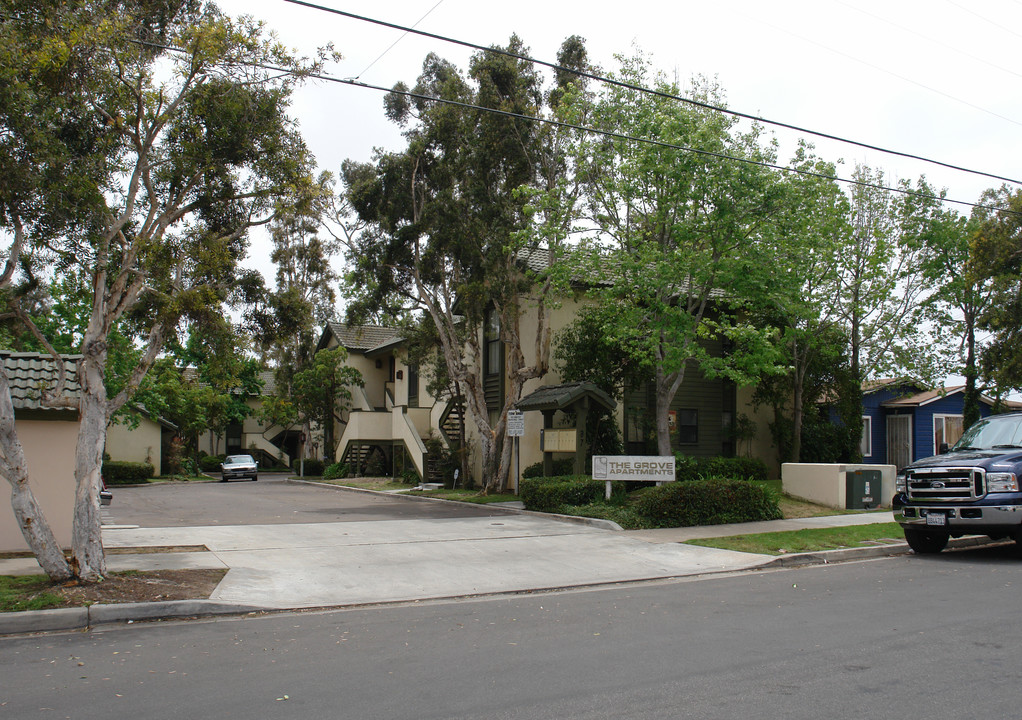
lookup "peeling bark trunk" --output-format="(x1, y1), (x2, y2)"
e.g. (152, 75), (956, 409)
(70, 350), (109, 581)
(0, 367), (73, 581)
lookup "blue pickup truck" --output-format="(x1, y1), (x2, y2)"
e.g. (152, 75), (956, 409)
(893, 412), (1022, 554)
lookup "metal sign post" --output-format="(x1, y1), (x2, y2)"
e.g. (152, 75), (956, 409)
(507, 410), (525, 494)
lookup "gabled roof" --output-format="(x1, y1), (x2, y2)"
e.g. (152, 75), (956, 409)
(862, 378), (924, 395)
(318, 322), (402, 354)
(881, 385), (1014, 410)
(1, 352), (81, 411)
(515, 382), (616, 413)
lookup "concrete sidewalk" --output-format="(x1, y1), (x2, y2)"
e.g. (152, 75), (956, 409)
(0, 507), (908, 635)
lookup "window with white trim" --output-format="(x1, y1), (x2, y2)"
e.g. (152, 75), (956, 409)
(860, 416), (872, 457)
(934, 414), (964, 454)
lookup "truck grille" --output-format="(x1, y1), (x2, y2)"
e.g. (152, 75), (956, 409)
(905, 467), (984, 501)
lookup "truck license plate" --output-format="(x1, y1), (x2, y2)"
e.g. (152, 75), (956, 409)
(925, 513), (946, 527)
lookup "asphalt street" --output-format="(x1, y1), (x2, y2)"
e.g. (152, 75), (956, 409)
(3, 544), (1020, 719)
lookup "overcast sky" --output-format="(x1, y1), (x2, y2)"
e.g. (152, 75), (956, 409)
(218, 0), (1022, 287)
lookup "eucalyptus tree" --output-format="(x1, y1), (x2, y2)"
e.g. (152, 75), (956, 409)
(0, 0), (332, 580)
(571, 59), (782, 456)
(970, 187), (1022, 398)
(342, 36), (590, 492)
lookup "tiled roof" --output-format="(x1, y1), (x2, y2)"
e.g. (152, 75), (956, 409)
(322, 322), (402, 353)
(515, 382), (616, 412)
(1, 352), (81, 411)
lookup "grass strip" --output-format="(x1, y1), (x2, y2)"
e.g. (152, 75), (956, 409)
(685, 522), (905, 556)
(406, 489), (520, 504)
(0, 575), (65, 613)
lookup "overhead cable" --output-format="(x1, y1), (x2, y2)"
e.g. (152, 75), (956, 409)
(283, 0), (1022, 187)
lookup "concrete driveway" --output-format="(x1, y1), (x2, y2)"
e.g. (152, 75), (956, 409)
(100, 478), (774, 609)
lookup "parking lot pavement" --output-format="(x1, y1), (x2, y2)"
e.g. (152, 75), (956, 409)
(101, 475), (498, 527)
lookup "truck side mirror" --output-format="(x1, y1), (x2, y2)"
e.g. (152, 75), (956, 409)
(939, 443), (950, 454)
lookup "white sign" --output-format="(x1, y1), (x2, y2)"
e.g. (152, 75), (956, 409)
(592, 455), (676, 482)
(507, 409), (525, 437)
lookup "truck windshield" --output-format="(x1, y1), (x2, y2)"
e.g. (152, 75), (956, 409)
(953, 415), (1022, 451)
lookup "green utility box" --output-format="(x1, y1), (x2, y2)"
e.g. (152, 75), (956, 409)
(846, 469), (881, 510)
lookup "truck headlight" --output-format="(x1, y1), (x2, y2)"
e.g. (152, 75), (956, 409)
(987, 472), (1019, 492)
(895, 473), (907, 493)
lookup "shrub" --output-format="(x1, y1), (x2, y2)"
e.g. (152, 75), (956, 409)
(520, 475), (618, 513)
(323, 462), (349, 480)
(695, 456), (769, 483)
(401, 467), (421, 485)
(199, 455), (225, 473)
(103, 461), (155, 484)
(294, 458), (325, 476)
(522, 457), (575, 479)
(673, 455), (770, 483)
(364, 448), (387, 477)
(634, 477), (782, 528)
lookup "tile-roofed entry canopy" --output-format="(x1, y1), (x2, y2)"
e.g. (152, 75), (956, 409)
(1, 352), (81, 412)
(318, 322), (402, 354)
(515, 382), (616, 413)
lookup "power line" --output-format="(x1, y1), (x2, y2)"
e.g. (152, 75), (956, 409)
(283, 0), (1022, 187)
(352, 0), (445, 80)
(754, 12), (1022, 131)
(833, 0), (1022, 82)
(327, 74), (1011, 216)
(130, 37), (1019, 216)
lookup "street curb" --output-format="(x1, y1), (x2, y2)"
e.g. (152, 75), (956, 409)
(288, 478), (625, 531)
(759, 534), (1006, 569)
(0, 600), (266, 636)
(1, 536), (1012, 636)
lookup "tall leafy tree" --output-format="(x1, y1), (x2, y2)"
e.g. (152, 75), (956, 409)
(914, 190), (989, 428)
(754, 144), (852, 462)
(971, 187), (1022, 397)
(342, 36), (589, 492)
(0, 0), (332, 580)
(571, 60), (782, 456)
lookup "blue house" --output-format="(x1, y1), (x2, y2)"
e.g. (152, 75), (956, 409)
(859, 379), (1008, 470)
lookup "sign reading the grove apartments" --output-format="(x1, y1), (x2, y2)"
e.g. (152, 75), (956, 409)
(592, 455), (676, 483)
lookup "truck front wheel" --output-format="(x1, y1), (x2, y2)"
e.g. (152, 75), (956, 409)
(905, 529), (949, 554)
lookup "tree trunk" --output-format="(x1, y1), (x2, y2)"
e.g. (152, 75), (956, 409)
(70, 351), (109, 581)
(0, 368), (73, 581)
(963, 313), (980, 430)
(654, 364), (685, 457)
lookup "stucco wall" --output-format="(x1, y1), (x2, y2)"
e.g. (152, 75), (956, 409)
(1, 418), (80, 553)
(105, 415), (162, 475)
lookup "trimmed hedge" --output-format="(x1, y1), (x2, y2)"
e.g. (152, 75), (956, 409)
(520, 476), (621, 513)
(103, 461), (155, 484)
(675, 455), (769, 483)
(522, 457), (575, 479)
(634, 477), (782, 528)
(293, 458), (325, 476)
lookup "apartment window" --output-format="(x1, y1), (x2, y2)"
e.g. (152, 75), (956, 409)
(860, 416), (872, 457)
(483, 307), (505, 412)
(677, 409), (698, 445)
(407, 363), (419, 408)
(485, 310), (501, 377)
(934, 415), (964, 454)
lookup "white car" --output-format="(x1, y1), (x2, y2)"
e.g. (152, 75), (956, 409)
(221, 454), (258, 482)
